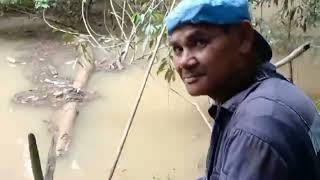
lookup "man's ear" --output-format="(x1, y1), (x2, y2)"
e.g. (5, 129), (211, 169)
(238, 21), (255, 54)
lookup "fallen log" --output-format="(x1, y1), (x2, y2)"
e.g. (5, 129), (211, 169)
(45, 42), (95, 180)
(54, 43), (94, 157)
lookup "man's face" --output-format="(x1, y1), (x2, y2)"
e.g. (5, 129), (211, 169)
(169, 24), (244, 97)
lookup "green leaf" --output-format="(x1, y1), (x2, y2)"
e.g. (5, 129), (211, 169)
(144, 24), (156, 35)
(167, 69), (174, 83)
(316, 101), (320, 111)
(172, 71), (176, 81)
(152, 12), (164, 23)
(149, 39), (154, 48)
(157, 58), (167, 75)
(132, 13), (141, 25)
(164, 69), (170, 81)
(289, 7), (296, 21)
(62, 33), (75, 44)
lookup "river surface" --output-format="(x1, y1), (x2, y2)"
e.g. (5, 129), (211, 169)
(0, 13), (319, 180)
(0, 15), (210, 180)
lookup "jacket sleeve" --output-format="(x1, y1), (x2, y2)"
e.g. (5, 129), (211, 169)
(221, 129), (289, 180)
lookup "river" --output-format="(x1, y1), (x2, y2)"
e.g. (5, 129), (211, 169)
(0, 12), (319, 180)
(0, 15), (210, 180)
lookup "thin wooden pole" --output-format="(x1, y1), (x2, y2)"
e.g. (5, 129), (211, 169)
(107, 25), (167, 180)
(107, 1), (177, 179)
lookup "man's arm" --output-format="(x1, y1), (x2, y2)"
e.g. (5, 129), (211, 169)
(221, 129), (289, 180)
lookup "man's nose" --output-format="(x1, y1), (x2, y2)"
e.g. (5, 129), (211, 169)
(178, 50), (198, 69)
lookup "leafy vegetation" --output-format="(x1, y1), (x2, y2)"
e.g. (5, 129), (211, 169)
(316, 101), (320, 111)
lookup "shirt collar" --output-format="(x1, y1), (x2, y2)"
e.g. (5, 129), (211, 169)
(208, 62), (276, 118)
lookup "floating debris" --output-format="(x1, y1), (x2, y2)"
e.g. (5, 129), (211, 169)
(12, 57), (98, 108)
(6, 56), (27, 65)
(71, 160), (80, 170)
(44, 78), (71, 88)
(13, 86), (97, 107)
(47, 65), (58, 78)
(65, 60), (76, 65)
(6, 56), (17, 64)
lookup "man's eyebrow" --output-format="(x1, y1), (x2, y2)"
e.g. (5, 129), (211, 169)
(169, 29), (211, 46)
(169, 38), (177, 46)
(187, 30), (211, 40)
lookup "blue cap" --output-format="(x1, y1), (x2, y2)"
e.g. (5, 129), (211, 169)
(165, 0), (272, 61)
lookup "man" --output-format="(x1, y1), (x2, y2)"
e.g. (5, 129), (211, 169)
(165, 0), (320, 180)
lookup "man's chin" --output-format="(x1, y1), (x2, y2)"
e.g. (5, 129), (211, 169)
(186, 87), (208, 96)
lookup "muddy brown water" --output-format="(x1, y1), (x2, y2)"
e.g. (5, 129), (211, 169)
(0, 14), (319, 180)
(0, 16), (210, 180)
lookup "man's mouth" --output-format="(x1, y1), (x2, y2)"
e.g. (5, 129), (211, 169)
(183, 74), (204, 84)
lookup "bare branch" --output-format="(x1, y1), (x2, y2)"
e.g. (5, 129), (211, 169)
(42, 9), (82, 36)
(275, 42), (311, 68)
(109, 0), (128, 40)
(81, 0), (101, 47)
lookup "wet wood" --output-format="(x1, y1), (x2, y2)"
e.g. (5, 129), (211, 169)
(45, 43), (95, 180)
(44, 138), (56, 180)
(54, 46), (94, 157)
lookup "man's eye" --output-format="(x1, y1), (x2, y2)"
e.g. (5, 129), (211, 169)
(173, 46), (183, 56)
(195, 40), (208, 48)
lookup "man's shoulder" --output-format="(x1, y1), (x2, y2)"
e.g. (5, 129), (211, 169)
(241, 77), (318, 123)
(228, 77), (319, 161)
(225, 78), (320, 178)
(232, 77), (316, 135)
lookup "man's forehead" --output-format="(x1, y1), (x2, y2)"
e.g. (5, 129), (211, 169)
(169, 24), (218, 44)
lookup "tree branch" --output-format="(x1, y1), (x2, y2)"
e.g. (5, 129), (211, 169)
(275, 42), (311, 68)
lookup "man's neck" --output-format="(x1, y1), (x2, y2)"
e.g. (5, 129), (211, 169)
(211, 69), (256, 104)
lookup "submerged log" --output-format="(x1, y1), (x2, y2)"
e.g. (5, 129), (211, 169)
(45, 42), (94, 180)
(54, 43), (94, 157)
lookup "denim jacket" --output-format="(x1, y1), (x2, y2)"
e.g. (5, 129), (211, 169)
(199, 62), (320, 180)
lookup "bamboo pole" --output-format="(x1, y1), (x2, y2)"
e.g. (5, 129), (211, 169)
(28, 133), (44, 180)
(107, 1), (177, 179)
